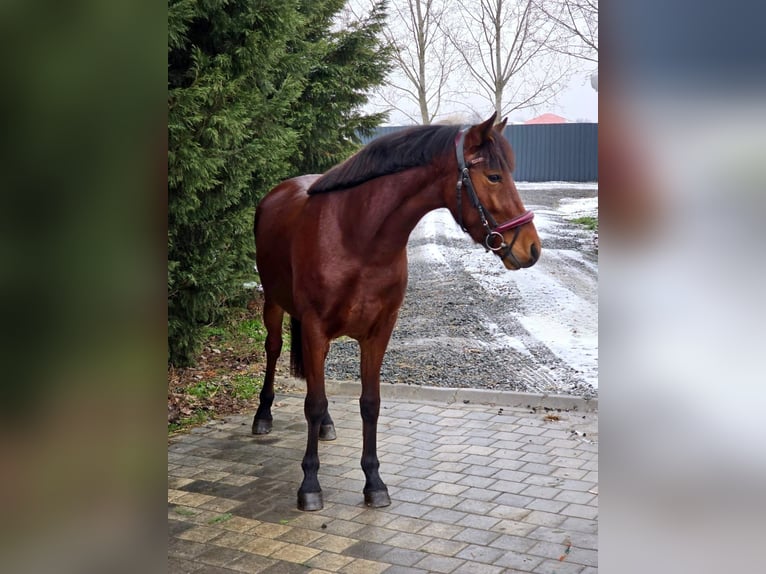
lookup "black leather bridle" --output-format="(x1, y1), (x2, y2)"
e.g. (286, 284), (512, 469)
(454, 129), (534, 266)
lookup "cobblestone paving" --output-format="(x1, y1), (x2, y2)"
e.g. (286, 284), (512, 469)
(169, 392), (598, 573)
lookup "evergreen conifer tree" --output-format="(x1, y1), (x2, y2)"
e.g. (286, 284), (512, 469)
(168, 0), (392, 366)
(289, 0), (393, 175)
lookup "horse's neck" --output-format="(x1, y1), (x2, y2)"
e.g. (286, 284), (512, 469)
(349, 167), (450, 257)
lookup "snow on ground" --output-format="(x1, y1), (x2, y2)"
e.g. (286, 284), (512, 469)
(412, 186), (598, 391)
(516, 181), (599, 191)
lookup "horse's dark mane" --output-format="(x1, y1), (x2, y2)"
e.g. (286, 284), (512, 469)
(308, 124), (462, 195)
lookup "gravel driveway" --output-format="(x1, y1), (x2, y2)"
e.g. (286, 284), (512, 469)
(324, 183), (598, 398)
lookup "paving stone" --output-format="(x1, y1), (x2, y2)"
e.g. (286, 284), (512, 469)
(523, 510), (568, 528)
(177, 525), (226, 544)
(169, 538), (210, 560)
(420, 507), (468, 525)
(422, 493), (463, 509)
(242, 537), (289, 557)
(190, 564), (241, 574)
(487, 505), (531, 521)
(428, 482), (470, 496)
(489, 534), (536, 553)
(273, 542), (321, 564)
(391, 487), (432, 503)
(532, 559), (585, 573)
(559, 516), (597, 534)
(493, 551), (543, 571)
(455, 513), (501, 531)
(459, 486), (503, 503)
(196, 546), (247, 567)
(305, 551), (354, 572)
(525, 498), (569, 514)
(452, 527), (501, 546)
(379, 546), (429, 567)
(261, 561), (320, 574)
(351, 525), (398, 543)
(384, 531), (433, 551)
(454, 544), (506, 564)
(226, 553), (277, 572)
(492, 519), (537, 537)
(169, 519), (196, 537)
(323, 519), (365, 537)
(554, 490), (596, 505)
(383, 515), (430, 534)
(389, 501), (431, 518)
(276, 527), (325, 546)
(311, 534), (358, 553)
(381, 566), (429, 574)
(417, 522), (464, 540)
(449, 563), (505, 574)
(412, 553), (465, 573)
(168, 557), (202, 573)
(520, 485), (560, 500)
(338, 558), (390, 574)
(560, 504), (598, 520)
(418, 537), (468, 557)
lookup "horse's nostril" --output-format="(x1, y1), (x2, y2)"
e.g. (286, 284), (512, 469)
(530, 243), (539, 262)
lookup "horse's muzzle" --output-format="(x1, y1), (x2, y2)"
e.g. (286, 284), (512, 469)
(500, 240), (540, 270)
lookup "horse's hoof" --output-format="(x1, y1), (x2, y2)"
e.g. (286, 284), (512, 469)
(364, 489), (391, 508)
(252, 419), (272, 435)
(319, 424), (336, 441)
(298, 490), (323, 511)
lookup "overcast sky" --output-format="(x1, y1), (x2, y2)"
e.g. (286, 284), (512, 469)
(369, 66), (598, 126)
(551, 71), (598, 122)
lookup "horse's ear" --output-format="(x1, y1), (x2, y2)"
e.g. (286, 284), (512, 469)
(494, 117), (508, 133)
(466, 112), (498, 151)
(478, 112), (497, 141)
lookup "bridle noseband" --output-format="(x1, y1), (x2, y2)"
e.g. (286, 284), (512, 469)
(455, 129), (534, 264)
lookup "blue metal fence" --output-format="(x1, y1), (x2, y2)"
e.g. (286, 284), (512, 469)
(358, 123), (598, 182)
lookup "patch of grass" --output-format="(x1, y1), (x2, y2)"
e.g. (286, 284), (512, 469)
(169, 300), (271, 436)
(236, 319), (267, 345)
(168, 409), (212, 434)
(173, 506), (197, 516)
(229, 374), (262, 400)
(570, 216), (598, 231)
(201, 325), (227, 339)
(186, 380), (221, 400)
(208, 513), (233, 525)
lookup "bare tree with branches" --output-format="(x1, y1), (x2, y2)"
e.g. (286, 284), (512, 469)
(446, 0), (571, 119)
(375, 0), (460, 124)
(535, 0), (598, 63)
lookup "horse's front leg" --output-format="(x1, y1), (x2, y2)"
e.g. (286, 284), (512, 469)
(297, 320), (330, 511)
(358, 323), (396, 508)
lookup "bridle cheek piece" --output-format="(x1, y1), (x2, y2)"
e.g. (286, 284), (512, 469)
(454, 129), (534, 263)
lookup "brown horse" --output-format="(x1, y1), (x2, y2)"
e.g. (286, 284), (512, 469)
(252, 113), (540, 511)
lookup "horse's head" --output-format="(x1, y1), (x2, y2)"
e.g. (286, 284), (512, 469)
(449, 113), (541, 270)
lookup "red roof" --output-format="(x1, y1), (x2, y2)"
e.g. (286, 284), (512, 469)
(524, 113), (568, 124)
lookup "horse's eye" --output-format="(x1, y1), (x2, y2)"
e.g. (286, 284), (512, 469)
(487, 174), (502, 183)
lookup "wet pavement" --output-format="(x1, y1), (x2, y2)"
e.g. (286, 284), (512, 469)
(169, 388), (598, 573)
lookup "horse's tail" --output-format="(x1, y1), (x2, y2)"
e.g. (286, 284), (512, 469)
(290, 316), (305, 379)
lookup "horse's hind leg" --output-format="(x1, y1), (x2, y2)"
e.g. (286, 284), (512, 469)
(252, 300), (284, 435)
